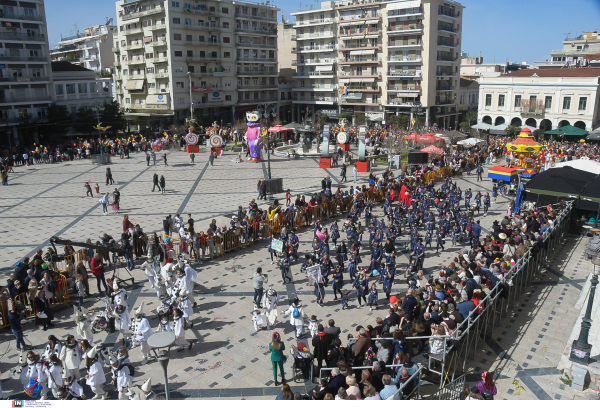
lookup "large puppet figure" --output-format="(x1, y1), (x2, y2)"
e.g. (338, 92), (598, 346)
(246, 111), (262, 162)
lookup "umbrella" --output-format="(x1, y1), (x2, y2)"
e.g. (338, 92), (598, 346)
(421, 145), (444, 155)
(457, 137), (484, 146)
(416, 134), (443, 143)
(404, 133), (417, 140)
(268, 124), (292, 133)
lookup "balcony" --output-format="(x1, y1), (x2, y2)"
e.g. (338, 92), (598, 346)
(339, 57), (381, 64)
(153, 72), (170, 78)
(435, 96), (454, 105)
(149, 23), (167, 31)
(386, 23), (423, 33)
(0, 32), (45, 42)
(239, 84), (278, 90)
(438, 7), (457, 18)
(235, 12), (277, 22)
(150, 40), (168, 47)
(121, 5), (165, 21)
(292, 44), (336, 53)
(123, 42), (144, 51)
(338, 44), (379, 51)
(437, 55), (457, 62)
(292, 84), (337, 91)
(237, 68), (277, 76)
(238, 96), (278, 104)
(339, 29), (381, 37)
(112, 46), (120, 53)
(184, 6), (224, 17)
(292, 57), (336, 65)
(388, 41), (422, 48)
(387, 57), (422, 64)
(184, 23), (223, 31)
(516, 100), (545, 115)
(129, 104), (172, 110)
(436, 69), (454, 76)
(387, 9), (423, 19)
(84, 55), (99, 61)
(149, 56), (168, 63)
(344, 84), (380, 92)
(387, 70), (421, 78)
(386, 100), (417, 107)
(294, 96), (337, 104)
(123, 27), (143, 35)
(293, 70), (335, 78)
(186, 56), (221, 62)
(436, 85), (455, 91)
(339, 13), (381, 21)
(387, 85), (421, 92)
(339, 72), (381, 79)
(0, 76), (49, 83)
(294, 17), (336, 27)
(438, 39), (458, 48)
(114, 60), (121, 67)
(128, 74), (146, 80)
(438, 24), (457, 33)
(185, 40), (221, 47)
(235, 26), (277, 35)
(237, 41), (276, 49)
(0, 12), (44, 22)
(0, 94), (51, 103)
(0, 55), (47, 62)
(292, 32), (335, 41)
(127, 57), (146, 65)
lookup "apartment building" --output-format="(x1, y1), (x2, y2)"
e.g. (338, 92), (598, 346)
(290, 0), (464, 128)
(50, 23), (116, 74)
(113, 0), (278, 127)
(477, 68), (600, 133)
(535, 31), (600, 69)
(0, 0), (53, 145)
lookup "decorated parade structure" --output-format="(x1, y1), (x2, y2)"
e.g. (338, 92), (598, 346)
(488, 128), (542, 182)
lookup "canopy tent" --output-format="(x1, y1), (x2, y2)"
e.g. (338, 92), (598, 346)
(420, 145), (444, 155)
(544, 125), (589, 137)
(489, 123), (508, 135)
(416, 134), (444, 143)
(283, 122), (303, 130)
(524, 166), (597, 207)
(471, 122), (491, 130)
(553, 159), (600, 175)
(268, 124), (292, 133)
(457, 137), (484, 146)
(587, 129), (600, 141)
(443, 130), (468, 140)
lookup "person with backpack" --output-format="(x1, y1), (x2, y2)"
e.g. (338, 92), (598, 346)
(109, 348), (133, 400)
(476, 371), (497, 400)
(283, 297), (305, 338)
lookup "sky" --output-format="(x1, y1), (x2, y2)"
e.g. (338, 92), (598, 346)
(46, 0), (600, 64)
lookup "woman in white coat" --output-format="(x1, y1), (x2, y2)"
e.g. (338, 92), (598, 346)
(173, 308), (192, 352)
(261, 286), (280, 330)
(74, 306), (93, 344)
(85, 346), (107, 400)
(42, 335), (62, 362)
(60, 335), (82, 379)
(141, 256), (162, 297)
(177, 288), (194, 319)
(108, 353), (132, 400)
(43, 355), (64, 399)
(21, 351), (46, 395)
(283, 297), (305, 338)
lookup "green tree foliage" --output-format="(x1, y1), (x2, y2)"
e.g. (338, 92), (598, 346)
(44, 103), (71, 139)
(387, 114), (409, 131)
(101, 100), (126, 135)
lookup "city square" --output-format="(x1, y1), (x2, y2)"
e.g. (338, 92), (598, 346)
(0, 0), (600, 403)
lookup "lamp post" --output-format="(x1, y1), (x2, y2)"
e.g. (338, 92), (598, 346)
(257, 102), (277, 179)
(410, 101), (423, 149)
(187, 72), (194, 123)
(92, 101), (105, 148)
(147, 332), (176, 400)
(569, 259), (599, 365)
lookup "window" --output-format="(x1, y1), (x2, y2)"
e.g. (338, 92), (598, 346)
(146, 67), (154, 73)
(177, 97), (185, 104)
(176, 82), (184, 89)
(225, 94), (232, 101)
(184, 3), (191, 8)
(171, 1), (179, 6)
(498, 94), (505, 107)
(281, 91), (285, 100)
(31, 69), (41, 77)
(186, 35), (192, 41)
(187, 66), (194, 73)
(223, 22), (229, 29)
(222, 7), (229, 14)
(514, 95), (522, 108)
(579, 97), (587, 111)
(66, 84), (75, 94)
(145, 53), (154, 59)
(544, 96), (552, 109)
(223, 37), (230, 44)
(174, 34), (182, 40)
(485, 94), (491, 107)
(174, 50), (183, 57)
(148, 83), (156, 89)
(224, 52), (230, 58)
(175, 66), (184, 72)
(55, 84), (63, 95)
(185, 19), (192, 25)
(173, 17), (181, 24)
(187, 50), (193, 57)
(563, 96), (571, 110)
(125, 98), (130, 104)
(90, 83), (97, 93)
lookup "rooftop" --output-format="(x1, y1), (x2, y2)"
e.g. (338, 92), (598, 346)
(459, 76), (477, 87)
(503, 67), (600, 78)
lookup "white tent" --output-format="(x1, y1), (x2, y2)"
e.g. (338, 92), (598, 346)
(457, 137), (484, 146)
(471, 122), (491, 130)
(553, 159), (600, 175)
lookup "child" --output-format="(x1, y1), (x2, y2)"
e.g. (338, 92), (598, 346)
(307, 315), (318, 337)
(251, 305), (264, 332)
(94, 183), (100, 194)
(367, 283), (378, 312)
(75, 273), (85, 311)
(341, 290), (349, 310)
(285, 189), (291, 206)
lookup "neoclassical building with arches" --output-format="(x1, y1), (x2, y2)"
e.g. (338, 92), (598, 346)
(476, 68), (600, 133)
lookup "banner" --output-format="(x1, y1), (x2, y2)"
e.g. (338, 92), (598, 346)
(270, 238), (283, 253)
(306, 265), (322, 285)
(192, 87), (211, 92)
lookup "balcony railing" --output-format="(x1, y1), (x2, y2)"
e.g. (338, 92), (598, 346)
(153, 72), (170, 78)
(388, 41), (422, 47)
(185, 40), (221, 46)
(340, 29), (381, 36)
(292, 44), (336, 52)
(149, 56), (168, 63)
(292, 32), (335, 40)
(0, 94), (50, 103)
(438, 7), (456, 18)
(184, 7), (224, 17)
(0, 55), (47, 62)
(123, 42), (144, 50)
(296, 96), (337, 103)
(128, 57), (146, 64)
(344, 85), (379, 91)
(237, 56), (276, 63)
(386, 23), (423, 32)
(0, 12), (43, 21)
(235, 27), (277, 35)
(294, 17), (335, 25)
(184, 24), (223, 31)
(436, 69), (453, 75)
(121, 6), (165, 21)
(387, 85), (421, 91)
(0, 76), (49, 83)
(129, 104), (171, 110)
(435, 96), (454, 104)
(386, 100), (416, 106)
(292, 58), (336, 65)
(235, 11), (276, 21)
(150, 40), (168, 47)
(387, 9), (423, 17)
(516, 100), (545, 115)
(149, 23), (167, 31)
(0, 32), (45, 41)
(340, 57), (381, 63)
(112, 47), (120, 53)
(239, 84), (278, 89)
(237, 68), (277, 75)
(294, 70), (335, 76)
(387, 71), (421, 77)
(437, 55), (457, 62)
(438, 39), (458, 47)
(438, 24), (456, 33)
(238, 96), (278, 103)
(237, 41), (276, 48)
(123, 27), (143, 35)
(294, 84), (336, 90)
(436, 85), (455, 91)
(185, 56), (220, 62)
(388, 57), (422, 63)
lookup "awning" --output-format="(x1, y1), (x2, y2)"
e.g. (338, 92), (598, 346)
(125, 79), (144, 91)
(350, 49), (375, 55)
(357, 78), (375, 83)
(143, 36), (152, 43)
(365, 20), (379, 24)
(351, 21), (363, 26)
(339, 78), (350, 83)
(364, 34), (379, 39)
(350, 35), (364, 39)
(387, 0), (420, 11)
(396, 92), (417, 97)
(315, 65), (333, 71)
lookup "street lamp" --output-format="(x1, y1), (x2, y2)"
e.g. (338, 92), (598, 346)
(92, 101), (105, 149)
(187, 72), (194, 124)
(569, 258), (599, 365)
(257, 102), (277, 179)
(410, 101), (423, 148)
(147, 331), (176, 400)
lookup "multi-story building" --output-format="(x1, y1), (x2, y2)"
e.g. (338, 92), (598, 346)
(477, 68), (600, 133)
(113, 0), (277, 128)
(233, 1), (280, 116)
(0, 0), (53, 145)
(50, 23), (116, 74)
(289, 0), (464, 128)
(457, 76), (477, 122)
(52, 61), (113, 116)
(460, 53), (529, 81)
(535, 31), (600, 69)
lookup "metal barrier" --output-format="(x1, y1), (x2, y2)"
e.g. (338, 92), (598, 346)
(0, 297), (9, 329)
(10, 273), (71, 321)
(386, 363), (424, 400)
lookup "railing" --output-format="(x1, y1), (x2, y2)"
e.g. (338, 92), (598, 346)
(388, 71), (421, 77)
(184, 23), (223, 31)
(123, 27), (143, 35)
(293, 84), (336, 90)
(388, 9), (423, 17)
(295, 17), (336, 25)
(436, 69), (453, 75)
(292, 58), (336, 65)
(0, 55), (47, 62)
(437, 55), (457, 62)
(294, 70), (334, 76)
(237, 68), (277, 75)
(386, 100), (415, 106)
(292, 32), (335, 40)
(112, 46), (120, 53)
(237, 57), (277, 63)
(438, 39), (458, 47)
(237, 41), (276, 48)
(436, 85), (455, 91)
(0, 12), (44, 21)
(292, 45), (335, 52)
(0, 32), (45, 41)
(235, 27), (277, 35)
(121, 5), (165, 21)
(0, 76), (49, 82)
(387, 85), (421, 91)
(123, 42), (144, 50)
(129, 104), (171, 109)
(345, 85), (378, 91)
(185, 40), (221, 46)
(235, 12), (276, 21)
(9, 273), (71, 322)
(297, 96), (337, 102)
(149, 23), (167, 30)
(239, 84), (278, 89)
(185, 56), (221, 62)
(128, 57), (146, 64)
(0, 94), (50, 103)
(185, 7), (224, 17)
(388, 57), (422, 63)
(438, 7), (456, 18)
(150, 40), (168, 47)
(340, 57), (381, 63)
(238, 96), (278, 104)
(388, 41), (422, 47)
(438, 24), (456, 33)
(340, 29), (381, 36)
(339, 12), (381, 21)
(387, 23), (423, 31)
(149, 56), (168, 63)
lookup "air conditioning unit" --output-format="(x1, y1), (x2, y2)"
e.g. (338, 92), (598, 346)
(160, 89), (166, 92)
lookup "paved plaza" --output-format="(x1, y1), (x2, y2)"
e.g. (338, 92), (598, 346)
(0, 147), (598, 400)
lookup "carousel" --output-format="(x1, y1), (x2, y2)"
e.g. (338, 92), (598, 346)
(488, 128), (542, 182)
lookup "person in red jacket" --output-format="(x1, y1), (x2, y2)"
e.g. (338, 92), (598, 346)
(123, 215), (133, 232)
(90, 253), (108, 295)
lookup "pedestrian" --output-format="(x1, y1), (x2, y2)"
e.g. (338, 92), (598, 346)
(476, 164), (484, 182)
(159, 175), (166, 194)
(100, 192), (110, 215)
(75, 273), (85, 311)
(253, 267), (268, 305)
(112, 188), (120, 213)
(173, 308), (192, 352)
(256, 179), (263, 200)
(190, 152), (195, 163)
(152, 173), (159, 192)
(209, 150), (215, 166)
(8, 305), (28, 350)
(261, 180), (267, 200)
(1, 169), (8, 185)
(163, 153), (168, 166)
(341, 164), (347, 183)
(151, 151), (156, 165)
(146, 152), (150, 166)
(283, 296), (305, 338)
(85, 347), (107, 400)
(268, 332), (286, 386)
(476, 371), (497, 400)
(106, 167), (114, 185)
(94, 183), (100, 194)
(90, 253), (108, 295)
(353, 164), (358, 183)
(85, 182), (93, 197)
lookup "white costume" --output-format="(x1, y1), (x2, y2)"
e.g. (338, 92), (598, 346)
(86, 347), (106, 399)
(177, 289), (194, 318)
(60, 343), (82, 379)
(113, 283), (128, 309)
(109, 354), (133, 400)
(251, 306), (265, 332)
(43, 362), (63, 399)
(307, 318), (319, 337)
(173, 315), (190, 349)
(260, 287), (279, 329)
(42, 342), (62, 362)
(64, 371), (85, 400)
(74, 306), (94, 344)
(156, 318), (173, 333)
(283, 302), (305, 337)
(140, 378), (157, 400)
(21, 359), (45, 388)
(142, 258), (163, 298)
(160, 262), (177, 291)
(113, 297), (131, 338)
(132, 303), (154, 362)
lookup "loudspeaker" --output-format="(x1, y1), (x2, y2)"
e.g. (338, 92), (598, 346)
(408, 150), (429, 164)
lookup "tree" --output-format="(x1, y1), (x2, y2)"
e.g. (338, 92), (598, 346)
(44, 103), (71, 140)
(459, 121), (471, 133)
(506, 125), (521, 137)
(339, 112), (352, 121)
(465, 109), (477, 124)
(72, 107), (97, 135)
(101, 100), (126, 136)
(387, 114), (409, 131)
(315, 114), (329, 128)
(355, 114), (366, 126)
